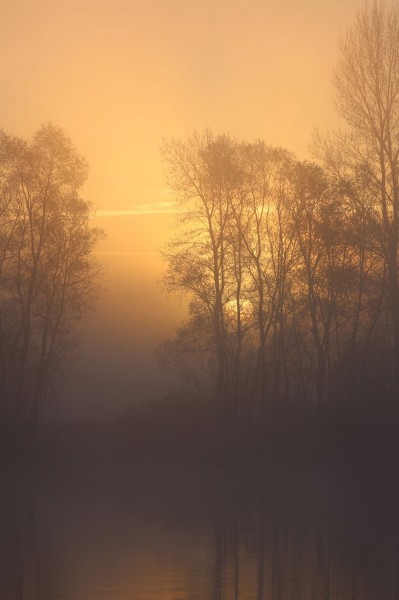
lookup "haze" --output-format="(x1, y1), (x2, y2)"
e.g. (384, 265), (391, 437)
(0, 0), (360, 417)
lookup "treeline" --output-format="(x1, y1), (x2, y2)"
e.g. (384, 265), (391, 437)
(160, 3), (399, 417)
(161, 135), (388, 414)
(0, 124), (101, 430)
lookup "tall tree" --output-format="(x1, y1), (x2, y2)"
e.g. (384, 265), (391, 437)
(0, 124), (103, 427)
(334, 1), (399, 394)
(162, 132), (239, 411)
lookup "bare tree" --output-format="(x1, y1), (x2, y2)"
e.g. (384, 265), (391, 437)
(334, 0), (399, 393)
(313, 132), (390, 401)
(0, 123), (103, 428)
(161, 124), (394, 414)
(161, 132), (243, 413)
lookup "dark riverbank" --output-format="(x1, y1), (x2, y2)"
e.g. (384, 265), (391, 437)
(2, 398), (398, 481)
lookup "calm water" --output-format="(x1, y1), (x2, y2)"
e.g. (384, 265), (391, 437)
(1, 462), (398, 599)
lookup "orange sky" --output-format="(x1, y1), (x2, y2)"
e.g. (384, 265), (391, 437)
(1, 0), (359, 254)
(0, 0), (364, 414)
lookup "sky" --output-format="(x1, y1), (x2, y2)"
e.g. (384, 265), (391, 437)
(0, 0), (362, 417)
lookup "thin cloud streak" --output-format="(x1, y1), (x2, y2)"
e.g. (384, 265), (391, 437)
(94, 251), (159, 256)
(96, 201), (179, 217)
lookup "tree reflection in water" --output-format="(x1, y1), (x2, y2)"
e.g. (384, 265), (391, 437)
(0, 466), (397, 600)
(211, 471), (398, 600)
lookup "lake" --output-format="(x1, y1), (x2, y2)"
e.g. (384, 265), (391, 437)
(1, 460), (397, 599)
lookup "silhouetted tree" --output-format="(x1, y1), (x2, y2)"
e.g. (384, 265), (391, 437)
(161, 107), (398, 414)
(161, 133), (351, 413)
(334, 0), (399, 394)
(162, 132), (246, 413)
(0, 123), (102, 429)
(313, 132), (390, 404)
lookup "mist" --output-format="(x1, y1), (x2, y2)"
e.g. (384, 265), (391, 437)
(58, 248), (184, 420)
(2, 1), (399, 599)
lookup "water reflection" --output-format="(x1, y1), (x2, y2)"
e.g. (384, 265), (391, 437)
(1, 465), (398, 599)
(212, 502), (396, 599)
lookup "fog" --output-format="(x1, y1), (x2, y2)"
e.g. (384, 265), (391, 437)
(57, 216), (185, 420)
(0, 0), (362, 419)
(2, 3), (399, 599)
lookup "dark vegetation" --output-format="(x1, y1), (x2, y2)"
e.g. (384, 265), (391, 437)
(159, 2), (399, 427)
(1, 3), (399, 475)
(1, 395), (395, 483)
(0, 124), (102, 437)
(2, 5), (399, 600)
